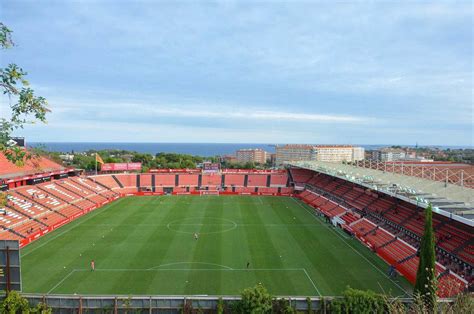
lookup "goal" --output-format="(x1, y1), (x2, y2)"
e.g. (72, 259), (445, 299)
(200, 190), (220, 196)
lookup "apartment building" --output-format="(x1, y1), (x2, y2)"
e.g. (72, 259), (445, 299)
(371, 149), (407, 162)
(276, 144), (365, 165)
(236, 148), (267, 164)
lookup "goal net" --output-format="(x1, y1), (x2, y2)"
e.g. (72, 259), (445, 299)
(200, 190), (220, 196)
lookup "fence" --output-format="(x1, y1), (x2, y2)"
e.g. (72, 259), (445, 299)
(353, 160), (474, 188)
(12, 294), (423, 313)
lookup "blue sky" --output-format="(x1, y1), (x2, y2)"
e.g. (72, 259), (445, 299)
(1, 1), (472, 145)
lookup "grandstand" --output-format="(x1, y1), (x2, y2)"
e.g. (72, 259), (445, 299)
(0, 153), (74, 190)
(290, 162), (472, 295)
(0, 152), (472, 299)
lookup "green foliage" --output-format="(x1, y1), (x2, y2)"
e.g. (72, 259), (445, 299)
(0, 291), (51, 313)
(216, 297), (224, 314)
(306, 297), (312, 313)
(73, 154), (96, 170)
(0, 22), (49, 165)
(414, 204), (437, 311)
(0, 192), (7, 208)
(439, 292), (474, 314)
(0, 291), (29, 313)
(0, 23), (13, 48)
(221, 160), (268, 169)
(30, 302), (52, 314)
(154, 152), (201, 169)
(318, 297), (326, 314)
(330, 287), (387, 314)
(239, 283), (273, 314)
(273, 298), (296, 313)
(121, 296), (132, 314)
(66, 150), (216, 171)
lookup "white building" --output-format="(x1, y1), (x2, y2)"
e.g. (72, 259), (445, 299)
(276, 145), (365, 165)
(236, 149), (267, 164)
(371, 149), (406, 162)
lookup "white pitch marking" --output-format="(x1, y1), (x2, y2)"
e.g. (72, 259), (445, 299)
(22, 201), (120, 258)
(292, 197), (409, 297)
(47, 270), (76, 294)
(149, 262), (234, 270)
(303, 268), (322, 296)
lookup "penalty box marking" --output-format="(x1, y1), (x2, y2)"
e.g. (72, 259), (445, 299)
(47, 268), (321, 296)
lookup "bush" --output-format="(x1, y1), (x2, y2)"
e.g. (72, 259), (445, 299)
(31, 302), (52, 314)
(273, 298), (295, 313)
(0, 291), (30, 313)
(0, 291), (51, 313)
(239, 283), (272, 313)
(306, 297), (312, 313)
(216, 297), (224, 314)
(330, 287), (386, 314)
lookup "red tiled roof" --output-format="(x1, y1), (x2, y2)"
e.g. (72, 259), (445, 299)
(0, 151), (65, 179)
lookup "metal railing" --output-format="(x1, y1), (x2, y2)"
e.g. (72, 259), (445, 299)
(14, 294), (429, 313)
(352, 160), (474, 189)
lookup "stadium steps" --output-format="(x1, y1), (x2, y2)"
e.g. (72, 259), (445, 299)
(338, 186), (355, 199)
(362, 197), (379, 212)
(397, 253), (417, 264)
(72, 178), (111, 200)
(331, 180), (348, 194)
(111, 175), (124, 188)
(85, 177), (120, 196)
(379, 237), (397, 249)
(71, 180), (111, 202)
(15, 190), (68, 219)
(362, 226), (378, 237)
(2, 226), (26, 239)
(434, 218), (449, 231)
(398, 207), (420, 226)
(382, 202), (397, 215)
(437, 268), (451, 280)
(453, 237), (474, 254)
(4, 204), (48, 228)
(55, 182), (98, 205)
(36, 186), (83, 213)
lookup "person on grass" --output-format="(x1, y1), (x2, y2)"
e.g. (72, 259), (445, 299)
(388, 264), (395, 277)
(91, 260), (95, 271)
(194, 232), (199, 240)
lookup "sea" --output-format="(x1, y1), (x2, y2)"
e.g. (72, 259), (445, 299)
(28, 142), (278, 156)
(27, 142), (472, 157)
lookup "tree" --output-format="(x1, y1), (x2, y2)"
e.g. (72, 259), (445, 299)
(330, 287), (387, 314)
(1, 22), (49, 165)
(239, 283), (272, 313)
(414, 203), (437, 311)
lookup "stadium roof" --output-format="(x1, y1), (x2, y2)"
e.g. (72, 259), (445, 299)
(290, 160), (474, 225)
(0, 152), (66, 180)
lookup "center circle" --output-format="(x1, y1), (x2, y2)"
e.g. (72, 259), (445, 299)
(167, 217), (237, 235)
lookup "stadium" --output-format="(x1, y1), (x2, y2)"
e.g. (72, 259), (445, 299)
(0, 2), (473, 311)
(0, 152), (472, 312)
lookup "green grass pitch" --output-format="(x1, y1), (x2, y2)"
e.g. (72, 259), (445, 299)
(20, 195), (412, 296)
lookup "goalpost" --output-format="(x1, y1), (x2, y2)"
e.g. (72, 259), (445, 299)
(200, 190), (220, 196)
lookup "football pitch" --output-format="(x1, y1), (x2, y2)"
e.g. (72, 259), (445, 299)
(20, 195), (412, 296)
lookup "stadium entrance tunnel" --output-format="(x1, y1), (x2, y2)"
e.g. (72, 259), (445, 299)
(166, 217), (238, 235)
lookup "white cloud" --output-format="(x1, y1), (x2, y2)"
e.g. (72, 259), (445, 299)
(146, 107), (367, 123)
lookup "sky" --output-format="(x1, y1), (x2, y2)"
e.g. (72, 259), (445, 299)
(0, 0), (473, 145)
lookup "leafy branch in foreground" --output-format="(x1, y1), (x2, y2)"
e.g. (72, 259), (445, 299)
(0, 22), (50, 165)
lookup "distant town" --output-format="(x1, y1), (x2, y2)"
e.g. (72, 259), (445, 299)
(20, 140), (472, 171)
(222, 145), (474, 167)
